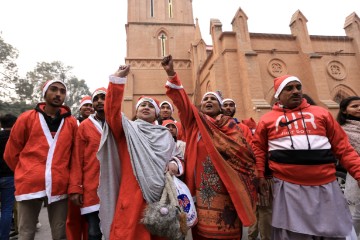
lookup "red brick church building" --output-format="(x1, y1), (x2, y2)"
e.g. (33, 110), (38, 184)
(122, 0), (360, 120)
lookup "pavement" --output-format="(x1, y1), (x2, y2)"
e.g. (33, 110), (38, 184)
(35, 206), (249, 239)
(34, 205), (51, 240)
(35, 205), (360, 240)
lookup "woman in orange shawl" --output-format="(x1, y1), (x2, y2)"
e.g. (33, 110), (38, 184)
(161, 55), (258, 240)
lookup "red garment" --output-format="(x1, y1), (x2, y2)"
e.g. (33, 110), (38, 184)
(237, 122), (253, 143)
(165, 74), (257, 239)
(104, 80), (166, 240)
(242, 118), (257, 130)
(4, 103), (77, 202)
(242, 117), (257, 135)
(67, 116), (102, 239)
(175, 121), (186, 141)
(252, 99), (360, 185)
(68, 117), (101, 213)
(66, 200), (88, 240)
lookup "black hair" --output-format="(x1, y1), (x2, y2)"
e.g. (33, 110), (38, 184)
(336, 96), (360, 125)
(0, 113), (17, 129)
(302, 94), (317, 106)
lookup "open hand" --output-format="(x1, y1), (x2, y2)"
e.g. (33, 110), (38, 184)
(114, 65), (131, 78)
(161, 55), (175, 76)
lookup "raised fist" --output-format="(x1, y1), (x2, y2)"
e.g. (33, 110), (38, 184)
(161, 55), (175, 76)
(114, 65), (131, 78)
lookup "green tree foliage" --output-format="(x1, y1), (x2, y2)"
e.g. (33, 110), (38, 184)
(0, 100), (33, 116)
(26, 61), (91, 114)
(66, 77), (91, 114)
(15, 78), (34, 102)
(0, 35), (91, 115)
(0, 35), (19, 101)
(26, 61), (72, 104)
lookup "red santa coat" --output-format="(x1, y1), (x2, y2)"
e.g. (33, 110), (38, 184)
(4, 103), (77, 203)
(238, 122), (253, 143)
(68, 116), (102, 214)
(104, 78), (168, 240)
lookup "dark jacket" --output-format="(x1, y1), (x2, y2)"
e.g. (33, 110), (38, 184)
(0, 129), (13, 177)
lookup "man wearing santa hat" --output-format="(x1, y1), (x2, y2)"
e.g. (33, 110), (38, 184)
(252, 75), (360, 239)
(68, 87), (106, 240)
(4, 79), (77, 240)
(221, 98), (253, 143)
(77, 95), (93, 125)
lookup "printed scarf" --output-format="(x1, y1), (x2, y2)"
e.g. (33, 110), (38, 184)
(195, 110), (258, 225)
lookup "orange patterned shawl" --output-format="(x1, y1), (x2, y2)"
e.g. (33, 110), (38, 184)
(195, 110), (258, 226)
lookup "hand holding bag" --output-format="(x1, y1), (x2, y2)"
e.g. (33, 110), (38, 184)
(141, 172), (188, 240)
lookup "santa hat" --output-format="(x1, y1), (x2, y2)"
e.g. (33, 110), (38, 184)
(135, 96), (160, 115)
(222, 98), (236, 107)
(274, 75), (301, 99)
(162, 119), (178, 131)
(92, 87), (107, 101)
(42, 79), (67, 98)
(160, 101), (174, 112)
(201, 91), (223, 106)
(79, 96), (92, 108)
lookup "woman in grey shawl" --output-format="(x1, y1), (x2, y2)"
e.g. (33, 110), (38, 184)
(97, 65), (183, 240)
(337, 96), (360, 237)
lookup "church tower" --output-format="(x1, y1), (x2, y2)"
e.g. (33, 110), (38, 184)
(123, 0), (196, 118)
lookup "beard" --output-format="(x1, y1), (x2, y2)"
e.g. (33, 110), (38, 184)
(95, 109), (104, 114)
(49, 101), (63, 107)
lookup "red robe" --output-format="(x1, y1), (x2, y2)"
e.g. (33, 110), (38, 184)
(69, 117), (102, 212)
(67, 116), (103, 240)
(4, 103), (77, 203)
(104, 79), (166, 240)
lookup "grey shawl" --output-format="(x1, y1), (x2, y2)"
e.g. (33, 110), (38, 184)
(97, 123), (121, 239)
(122, 114), (177, 203)
(343, 120), (360, 204)
(97, 114), (179, 239)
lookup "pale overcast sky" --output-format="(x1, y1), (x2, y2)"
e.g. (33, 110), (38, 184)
(0, 0), (359, 92)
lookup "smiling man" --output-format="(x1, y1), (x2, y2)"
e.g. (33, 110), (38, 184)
(77, 95), (93, 125)
(4, 79), (77, 240)
(252, 75), (360, 239)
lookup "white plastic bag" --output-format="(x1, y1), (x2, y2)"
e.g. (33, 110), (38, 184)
(173, 177), (198, 227)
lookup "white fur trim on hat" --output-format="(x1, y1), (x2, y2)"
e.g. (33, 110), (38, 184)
(222, 98), (236, 107)
(164, 122), (178, 132)
(92, 88), (107, 102)
(202, 92), (223, 106)
(160, 101), (174, 112)
(80, 99), (92, 108)
(136, 97), (160, 115)
(42, 80), (67, 98)
(274, 76), (301, 99)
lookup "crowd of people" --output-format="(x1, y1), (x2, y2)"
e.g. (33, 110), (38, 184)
(0, 55), (360, 240)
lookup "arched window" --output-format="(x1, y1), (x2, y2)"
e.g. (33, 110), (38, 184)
(150, 0), (154, 17)
(168, 0), (173, 18)
(158, 32), (167, 57)
(334, 91), (349, 104)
